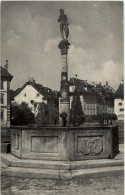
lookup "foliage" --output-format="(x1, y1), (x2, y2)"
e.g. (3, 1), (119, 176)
(11, 102), (35, 126)
(36, 102), (59, 126)
(85, 115), (98, 123)
(97, 113), (117, 125)
(70, 88), (85, 126)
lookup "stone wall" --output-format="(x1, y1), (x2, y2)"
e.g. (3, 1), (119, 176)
(11, 125), (119, 161)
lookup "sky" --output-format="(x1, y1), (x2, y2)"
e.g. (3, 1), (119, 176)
(1, 1), (123, 91)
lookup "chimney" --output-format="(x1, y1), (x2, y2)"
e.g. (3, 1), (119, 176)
(85, 80), (87, 84)
(99, 82), (101, 85)
(121, 79), (123, 84)
(106, 81), (108, 85)
(4, 60), (8, 71)
(92, 82), (94, 85)
(28, 77), (35, 85)
(32, 79), (35, 85)
(75, 74), (77, 79)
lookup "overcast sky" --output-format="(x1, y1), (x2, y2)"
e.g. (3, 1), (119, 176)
(1, 1), (123, 91)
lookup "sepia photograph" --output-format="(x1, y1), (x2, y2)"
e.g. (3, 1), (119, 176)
(1, 1), (124, 194)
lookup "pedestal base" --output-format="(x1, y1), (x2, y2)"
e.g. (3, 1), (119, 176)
(59, 99), (70, 126)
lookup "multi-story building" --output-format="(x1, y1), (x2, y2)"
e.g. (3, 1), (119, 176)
(114, 79), (124, 120)
(69, 77), (115, 116)
(12, 78), (58, 116)
(1, 61), (13, 128)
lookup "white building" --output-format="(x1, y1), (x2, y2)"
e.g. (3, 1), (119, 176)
(1, 61), (13, 128)
(114, 80), (124, 120)
(13, 78), (58, 116)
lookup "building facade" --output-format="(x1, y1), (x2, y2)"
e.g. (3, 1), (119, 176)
(114, 80), (124, 120)
(1, 61), (13, 128)
(69, 77), (115, 116)
(13, 78), (58, 116)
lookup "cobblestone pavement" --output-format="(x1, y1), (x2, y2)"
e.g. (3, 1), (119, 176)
(1, 173), (124, 195)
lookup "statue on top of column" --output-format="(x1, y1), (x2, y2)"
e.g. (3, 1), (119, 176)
(58, 9), (69, 40)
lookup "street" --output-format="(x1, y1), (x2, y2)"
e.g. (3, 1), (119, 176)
(1, 172), (124, 195)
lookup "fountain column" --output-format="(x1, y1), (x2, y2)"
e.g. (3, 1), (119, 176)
(58, 39), (70, 126)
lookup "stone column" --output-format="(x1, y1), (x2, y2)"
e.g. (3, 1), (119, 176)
(58, 39), (70, 126)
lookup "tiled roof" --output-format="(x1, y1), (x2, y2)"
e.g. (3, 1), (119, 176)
(69, 77), (115, 96)
(13, 81), (58, 100)
(1, 66), (13, 80)
(69, 77), (115, 107)
(69, 78), (95, 95)
(114, 82), (124, 99)
(103, 84), (115, 94)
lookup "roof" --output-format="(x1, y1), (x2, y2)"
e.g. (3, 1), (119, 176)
(1, 66), (13, 81)
(114, 81), (124, 99)
(68, 77), (115, 107)
(10, 89), (15, 101)
(69, 77), (115, 96)
(69, 78), (95, 95)
(13, 81), (58, 100)
(103, 84), (115, 94)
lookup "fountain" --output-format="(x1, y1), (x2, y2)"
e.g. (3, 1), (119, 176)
(10, 10), (119, 162)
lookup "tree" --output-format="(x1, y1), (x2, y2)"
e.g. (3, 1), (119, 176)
(97, 113), (117, 125)
(11, 102), (35, 126)
(70, 88), (85, 126)
(109, 113), (117, 124)
(36, 102), (59, 126)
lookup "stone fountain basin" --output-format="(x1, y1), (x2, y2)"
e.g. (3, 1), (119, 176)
(11, 125), (119, 161)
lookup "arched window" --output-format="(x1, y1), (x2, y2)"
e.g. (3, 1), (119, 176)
(118, 103), (122, 106)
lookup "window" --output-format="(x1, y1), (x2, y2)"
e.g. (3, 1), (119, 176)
(0, 80), (3, 89)
(1, 94), (4, 104)
(24, 93), (27, 97)
(70, 86), (75, 92)
(1, 110), (4, 120)
(37, 93), (40, 97)
(118, 103), (122, 106)
(120, 108), (124, 112)
(31, 100), (34, 104)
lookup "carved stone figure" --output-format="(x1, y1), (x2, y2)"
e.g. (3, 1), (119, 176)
(58, 9), (69, 40)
